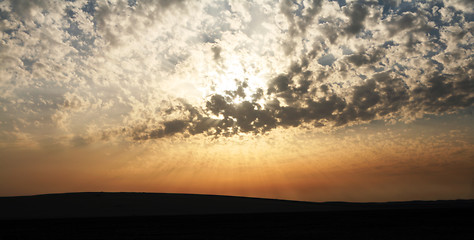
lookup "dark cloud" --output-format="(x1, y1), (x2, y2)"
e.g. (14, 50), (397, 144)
(319, 21), (340, 44)
(189, 117), (220, 135)
(211, 45), (222, 61)
(343, 2), (370, 36)
(164, 119), (188, 135)
(206, 94), (229, 116)
(280, 0), (299, 38)
(8, 0), (51, 20)
(132, 60), (471, 140)
(346, 48), (384, 67)
(281, 0), (323, 37)
(386, 13), (418, 37)
(297, 0), (323, 35)
(372, 73), (409, 117)
(268, 74), (292, 94)
(280, 0), (323, 54)
(138, 119), (190, 140)
(411, 72), (474, 113)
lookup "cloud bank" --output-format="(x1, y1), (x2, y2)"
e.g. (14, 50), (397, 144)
(0, 0), (472, 145)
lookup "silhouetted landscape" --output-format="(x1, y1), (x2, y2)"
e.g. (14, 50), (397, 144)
(1, 192), (473, 239)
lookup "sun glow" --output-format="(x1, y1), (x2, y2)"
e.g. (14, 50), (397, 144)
(210, 55), (268, 105)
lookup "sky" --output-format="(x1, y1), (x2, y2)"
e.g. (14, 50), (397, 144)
(0, 0), (473, 202)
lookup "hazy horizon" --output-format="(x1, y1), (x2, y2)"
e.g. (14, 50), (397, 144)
(0, 0), (473, 202)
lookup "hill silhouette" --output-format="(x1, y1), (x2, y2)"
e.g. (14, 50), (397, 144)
(1, 192), (473, 239)
(1, 192), (472, 219)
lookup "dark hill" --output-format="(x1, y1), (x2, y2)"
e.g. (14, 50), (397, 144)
(0, 192), (472, 219)
(1, 193), (473, 239)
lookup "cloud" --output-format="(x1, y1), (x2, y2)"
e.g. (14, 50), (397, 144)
(345, 48), (384, 67)
(343, 1), (370, 36)
(444, 0), (474, 13)
(211, 45), (222, 61)
(0, 0), (472, 145)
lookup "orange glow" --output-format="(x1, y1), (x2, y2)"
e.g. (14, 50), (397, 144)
(2, 117), (473, 202)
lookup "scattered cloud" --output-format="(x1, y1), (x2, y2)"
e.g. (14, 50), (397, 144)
(0, 0), (472, 146)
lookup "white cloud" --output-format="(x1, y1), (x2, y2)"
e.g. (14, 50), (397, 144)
(0, 0), (472, 146)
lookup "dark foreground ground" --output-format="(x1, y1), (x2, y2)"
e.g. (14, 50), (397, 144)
(1, 208), (474, 239)
(0, 193), (473, 239)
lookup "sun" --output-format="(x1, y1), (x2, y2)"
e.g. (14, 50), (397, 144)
(210, 55), (267, 105)
(214, 57), (243, 93)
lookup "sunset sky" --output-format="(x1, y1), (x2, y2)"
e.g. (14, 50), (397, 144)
(0, 0), (473, 202)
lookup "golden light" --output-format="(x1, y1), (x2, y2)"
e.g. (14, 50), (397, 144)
(209, 54), (268, 105)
